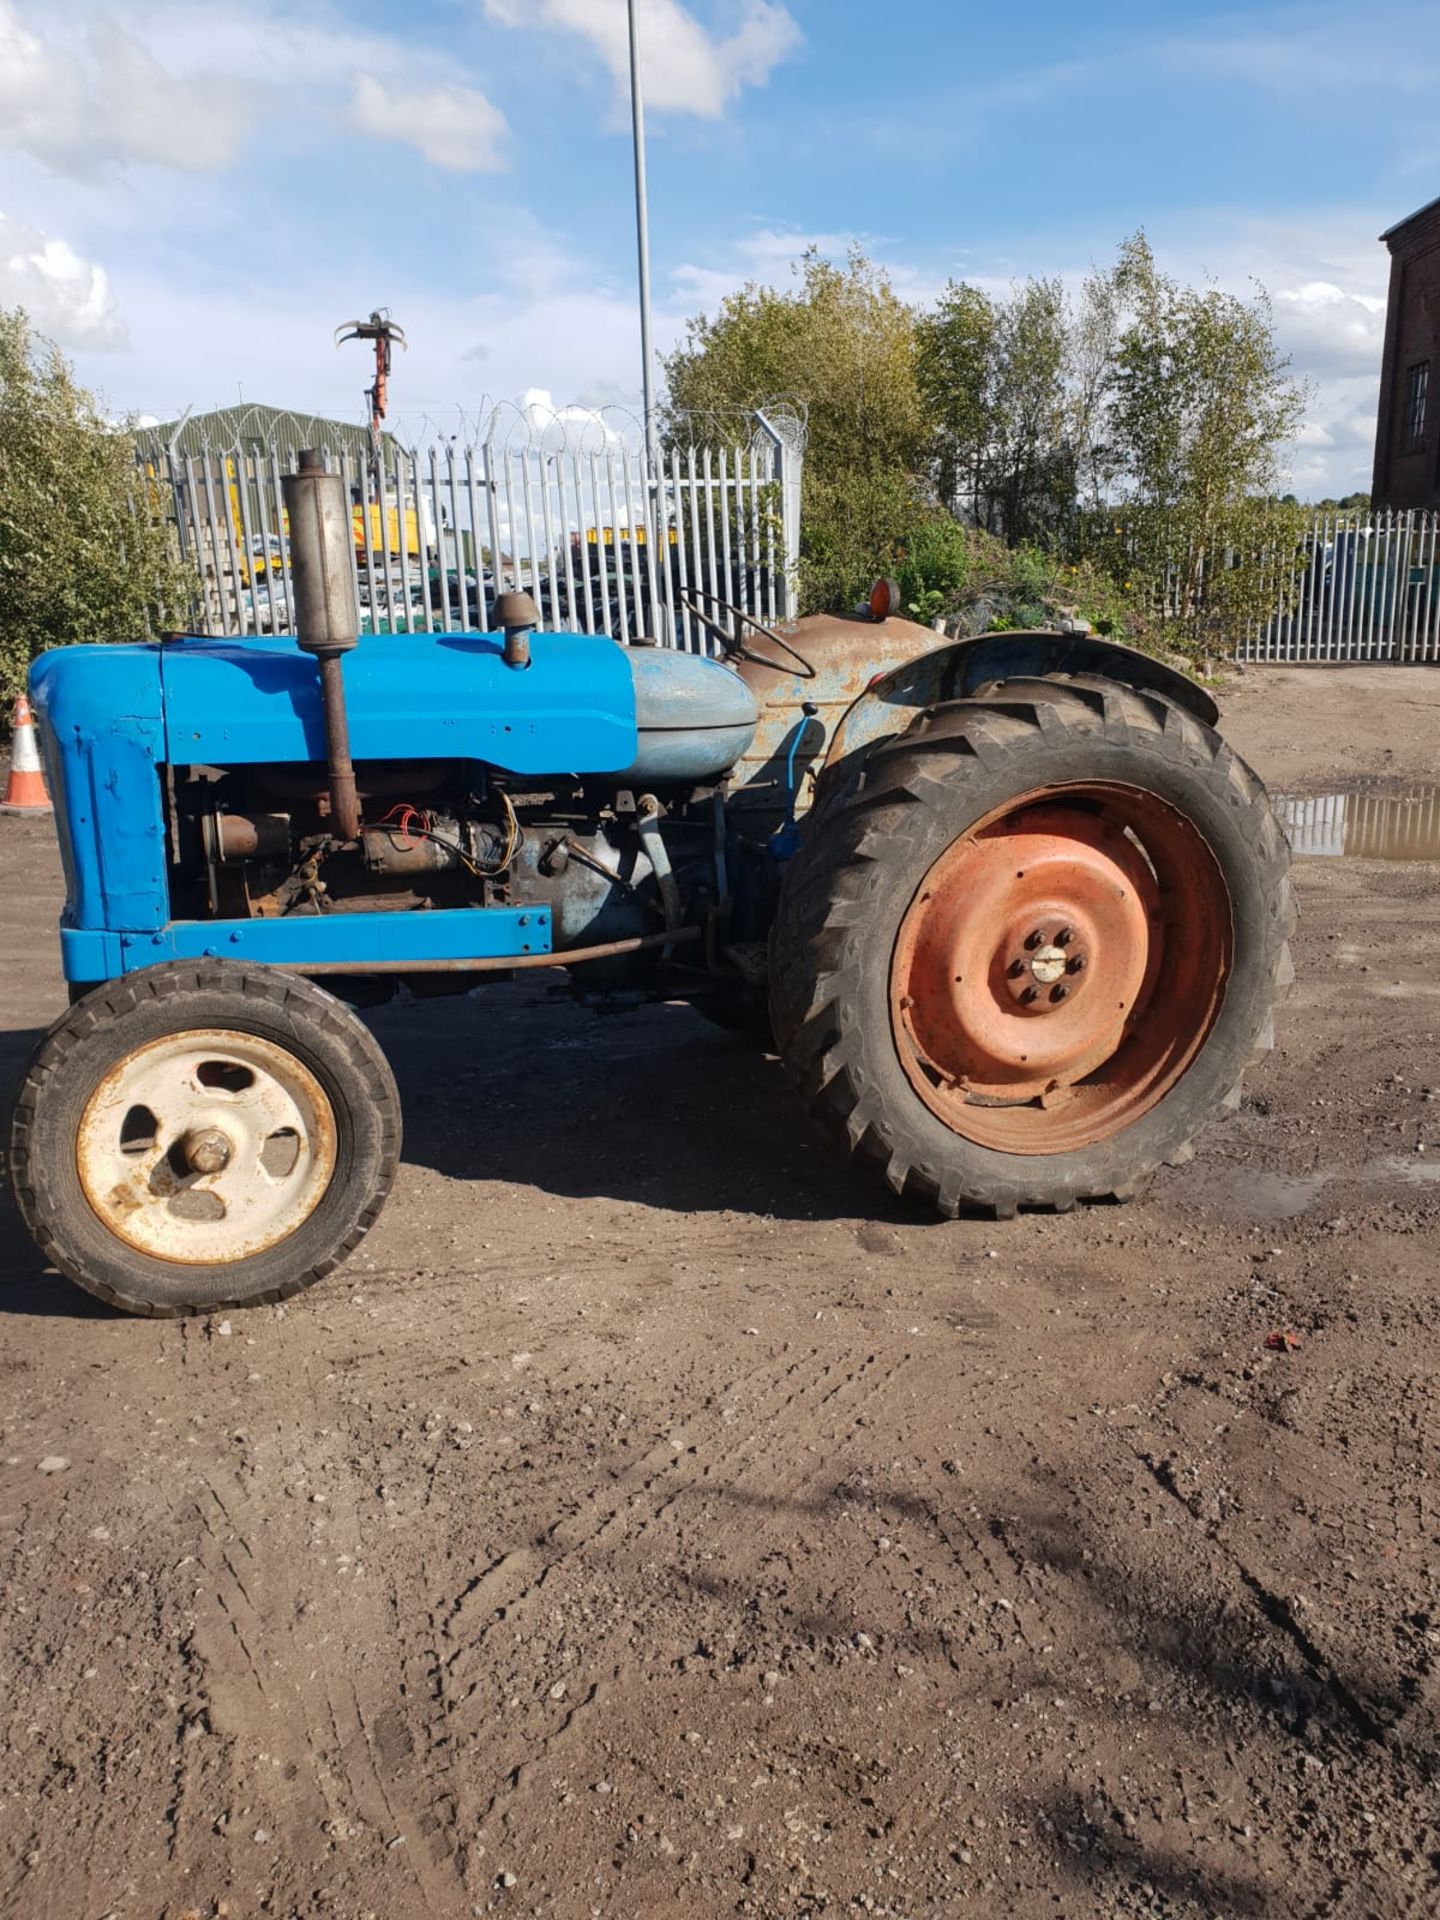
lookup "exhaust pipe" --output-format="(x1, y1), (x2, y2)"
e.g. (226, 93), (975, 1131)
(282, 449), (362, 842)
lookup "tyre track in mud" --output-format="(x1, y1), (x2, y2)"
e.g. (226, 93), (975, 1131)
(428, 1345), (918, 1863)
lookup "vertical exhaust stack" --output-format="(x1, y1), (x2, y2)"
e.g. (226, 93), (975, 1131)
(283, 449), (362, 843)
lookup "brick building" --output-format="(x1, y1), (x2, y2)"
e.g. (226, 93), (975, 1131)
(1372, 195), (1440, 509)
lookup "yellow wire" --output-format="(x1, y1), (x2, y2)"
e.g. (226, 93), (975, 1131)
(468, 788), (520, 877)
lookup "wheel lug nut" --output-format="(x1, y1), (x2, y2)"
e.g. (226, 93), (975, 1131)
(1050, 984), (1069, 1003)
(1056, 926), (1075, 947)
(1024, 929), (1044, 950)
(1067, 954), (1087, 974)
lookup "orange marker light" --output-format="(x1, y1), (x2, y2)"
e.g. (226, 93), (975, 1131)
(868, 578), (901, 621)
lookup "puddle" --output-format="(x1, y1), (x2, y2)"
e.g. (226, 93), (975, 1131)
(1370, 1153), (1440, 1186)
(1197, 1167), (1332, 1221)
(1276, 783), (1440, 859)
(1192, 1155), (1440, 1221)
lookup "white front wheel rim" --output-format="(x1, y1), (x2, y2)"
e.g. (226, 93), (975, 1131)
(76, 1029), (337, 1265)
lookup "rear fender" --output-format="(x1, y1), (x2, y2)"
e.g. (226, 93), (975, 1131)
(822, 631), (1217, 781)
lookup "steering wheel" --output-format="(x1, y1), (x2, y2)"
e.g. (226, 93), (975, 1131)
(676, 590), (816, 679)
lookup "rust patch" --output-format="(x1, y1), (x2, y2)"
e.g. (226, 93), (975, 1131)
(730, 612), (938, 840)
(105, 1181), (145, 1217)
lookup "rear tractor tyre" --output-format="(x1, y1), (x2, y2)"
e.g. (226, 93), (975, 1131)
(8, 961), (402, 1316)
(768, 681), (1293, 1218)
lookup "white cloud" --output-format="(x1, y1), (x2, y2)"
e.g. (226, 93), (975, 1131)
(482, 0), (801, 117)
(1271, 280), (1386, 380)
(347, 73), (507, 172)
(0, 0), (510, 181)
(521, 387), (623, 449)
(0, 0), (258, 177)
(0, 213), (124, 348)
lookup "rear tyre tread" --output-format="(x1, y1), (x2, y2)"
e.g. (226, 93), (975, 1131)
(771, 680), (1293, 1217)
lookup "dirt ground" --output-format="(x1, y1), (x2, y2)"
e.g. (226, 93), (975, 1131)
(2, 666), (1440, 1920)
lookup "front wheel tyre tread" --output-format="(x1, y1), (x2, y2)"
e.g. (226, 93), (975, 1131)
(7, 961), (402, 1317)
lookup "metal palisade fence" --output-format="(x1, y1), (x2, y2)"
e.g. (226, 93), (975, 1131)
(1275, 784), (1440, 858)
(137, 401), (804, 654)
(1242, 508), (1440, 663)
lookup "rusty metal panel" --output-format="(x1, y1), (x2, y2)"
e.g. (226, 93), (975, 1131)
(729, 613), (938, 837)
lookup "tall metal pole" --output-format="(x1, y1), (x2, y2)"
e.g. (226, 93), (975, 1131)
(627, 0), (660, 478)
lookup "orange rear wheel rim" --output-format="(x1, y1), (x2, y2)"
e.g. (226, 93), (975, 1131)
(889, 782), (1232, 1154)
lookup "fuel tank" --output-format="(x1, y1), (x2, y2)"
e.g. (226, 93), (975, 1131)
(729, 611), (939, 839)
(617, 646), (758, 784)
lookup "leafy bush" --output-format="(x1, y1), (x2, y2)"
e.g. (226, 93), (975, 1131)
(893, 512), (972, 620)
(0, 308), (194, 705)
(1073, 497), (1307, 660)
(796, 468), (928, 615)
(885, 522), (1145, 646)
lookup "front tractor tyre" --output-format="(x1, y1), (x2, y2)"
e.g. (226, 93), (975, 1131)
(769, 681), (1293, 1217)
(8, 961), (402, 1316)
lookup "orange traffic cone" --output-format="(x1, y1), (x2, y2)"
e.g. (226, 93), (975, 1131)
(1, 694), (51, 815)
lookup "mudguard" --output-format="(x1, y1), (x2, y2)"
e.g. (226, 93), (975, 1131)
(823, 630), (1217, 776)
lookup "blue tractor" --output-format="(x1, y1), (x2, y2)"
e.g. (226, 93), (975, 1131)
(8, 454), (1293, 1315)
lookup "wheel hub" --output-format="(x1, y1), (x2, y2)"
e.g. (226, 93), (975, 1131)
(1027, 941), (1069, 987)
(184, 1125), (235, 1175)
(1003, 925), (1085, 1005)
(889, 784), (1232, 1154)
(76, 1029), (337, 1265)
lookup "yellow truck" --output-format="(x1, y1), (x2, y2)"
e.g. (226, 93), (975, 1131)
(224, 462), (423, 583)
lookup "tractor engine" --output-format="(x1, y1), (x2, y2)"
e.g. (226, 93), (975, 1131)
(165, 754), (732, 991)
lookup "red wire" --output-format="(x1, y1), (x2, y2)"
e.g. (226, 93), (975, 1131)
(372, 802), (430, 850)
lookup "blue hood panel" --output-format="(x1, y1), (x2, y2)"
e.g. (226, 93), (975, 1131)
(33, 628), (639, 776)
(161, 629), (637, 772)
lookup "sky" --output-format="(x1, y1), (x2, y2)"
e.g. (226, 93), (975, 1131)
(0, 0), (1432, 498)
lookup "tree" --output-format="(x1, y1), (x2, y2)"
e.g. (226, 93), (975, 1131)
(665, 235), (1308, 644)
(0, 308), (192, 704)
(915, 281), (995, 523)
(1085, 235), (1307, 651)
(1067, 264), (1120, 512)
(990, 278), (1080, 542)
(664, 249), (929, 610)
(917, 273), (1115, 545)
